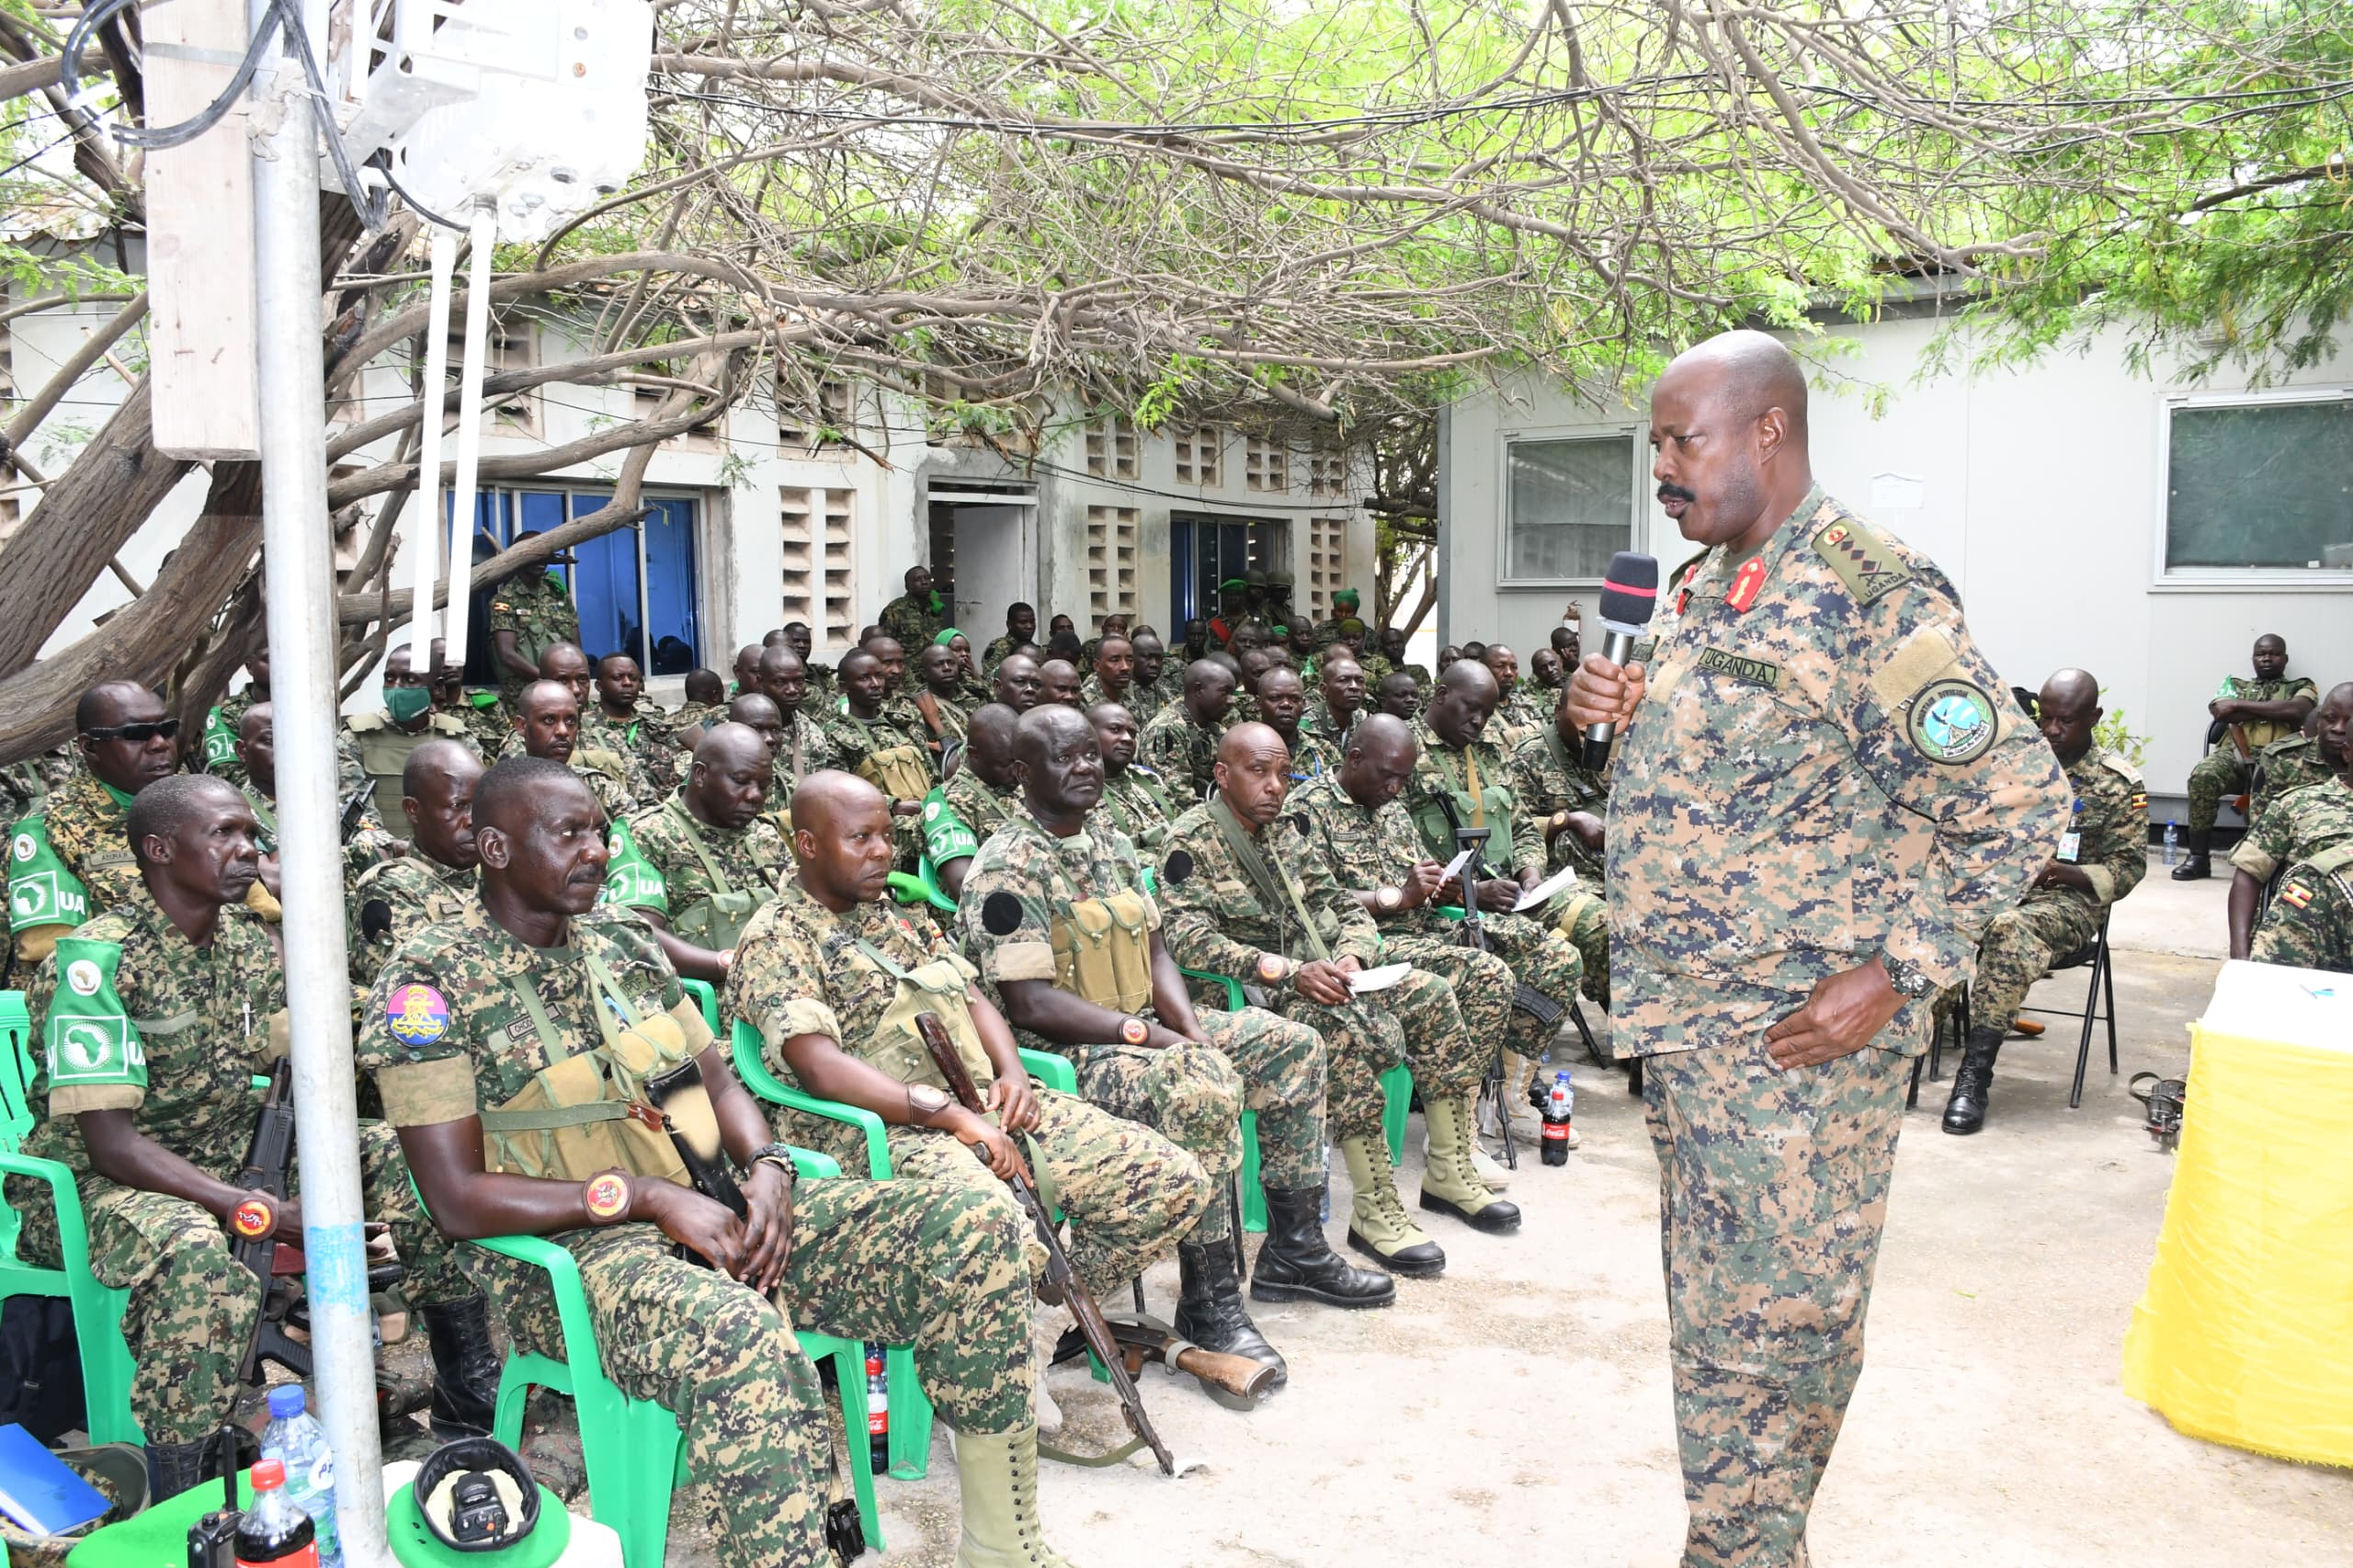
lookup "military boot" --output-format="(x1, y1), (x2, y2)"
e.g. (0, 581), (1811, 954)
(952, 1425), (1078, 1568)
(145, 1437), (211, 1504)
(2171, 828), (2211, 881)
(1942, 1028), (2005, 1136)
(1419, 1095), (1522, 1234)
(1338, 1133), (1445, 1278)
(1249, 1182), (1396, 1309)
(422, 1293), (504, 1440)
(1174, 1241), (1286, 1388)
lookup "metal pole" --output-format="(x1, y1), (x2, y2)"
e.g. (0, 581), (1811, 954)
(438, 199), (498, 683)
(247, 16), (392, 1564)
(404, 227), (458, 661)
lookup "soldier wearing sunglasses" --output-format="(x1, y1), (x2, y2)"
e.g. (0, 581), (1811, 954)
(9, 682), (182, 965)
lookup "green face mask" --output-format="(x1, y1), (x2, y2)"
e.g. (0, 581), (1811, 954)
(385, 684), (433, 723)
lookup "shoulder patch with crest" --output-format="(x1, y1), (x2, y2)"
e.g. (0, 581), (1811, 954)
(1812, 519), (1911, 605)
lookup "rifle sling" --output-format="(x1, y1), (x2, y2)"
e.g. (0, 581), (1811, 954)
(1209, 798), (1330, 964)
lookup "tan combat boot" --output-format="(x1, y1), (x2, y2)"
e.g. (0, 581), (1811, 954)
(1420, 1095), (1523, 1234)
(954, 1424), (1078, 1568)
(1339, 1133), (1444, 1278)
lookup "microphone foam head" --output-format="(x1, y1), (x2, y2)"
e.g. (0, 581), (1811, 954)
(1597, 552), (1661, 627)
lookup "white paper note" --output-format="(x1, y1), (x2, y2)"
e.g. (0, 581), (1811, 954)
(1511, 862), (1580, 912)
(1347, 962), (1413, 995)
(1438, 848), (1475, 881)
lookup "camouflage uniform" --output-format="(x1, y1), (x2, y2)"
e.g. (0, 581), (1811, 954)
(1097, 763), (1178, 855)
(240, 778), (392, 892)
(584, 706), (682, 799)
(1075, 676), (1139, 716)
(766, 710), (843, 814)
(1610, 487), (2068, 1563)
(11, 768), (141, 965)
(337, 710), (479, 840)
(2252, 732), (2337, 816)
(1275, 728), (1341, 784)
(10, 892), (471, 1444)
(1156, 799), (1486, 1142)
(1121, 676), (1172, 729)
(921, 769), (1017, 869)
(2186, 674), (2320, 833)
(878, 592), (947, 652)
(979, 633), (1024, 674)
(0, 747), (76, 823)
(2227, 776), (2353, 884)
(451, 693), (511, 758)
(956, 811), (1328, 1243)
(2249, 846), (2353, 972)
(359, 903), (1032, 1568)
(730, 879), (1212, 1297)
(205, 688), (261, 787)
(1487, 686), (1550, 752)
(1969, 745), (2148, 1030)
(1279, 771), (1580, 1067)
(348, 852), (476, 987)
(821, 704), (931, 790)
(607, 792), (790, 954)
(668, 699), (724, 740)
(485, 571), (581, 705)
(1137, 705), (1225, 804)
(1299, 699), (1360, 752)
(1510, 723), (1616, 1004)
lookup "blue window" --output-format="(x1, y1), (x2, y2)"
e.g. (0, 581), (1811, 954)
(448, 488), (702, 681)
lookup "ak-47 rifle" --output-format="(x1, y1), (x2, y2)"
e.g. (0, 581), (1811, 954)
(914, 1013), (1176, 1477)
(337, 782), (377, 845)
(1429, 799), (1566, 1031)
(227, 1059), (311, 1385)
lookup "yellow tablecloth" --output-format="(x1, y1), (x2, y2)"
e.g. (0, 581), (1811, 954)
(2122, 976), (2353, 1468)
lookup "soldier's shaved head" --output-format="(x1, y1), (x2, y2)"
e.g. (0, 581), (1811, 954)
(474, 756), (584, 834)
(239, 701), (273, 743)
(517, 680), (576, 720)
(402, 737), (481, 797)
(1428, 659), (1498, 748)
(1015, 702), (1090, 767)
(1668, 329), (1809, 434)
(2041, 668), (2100, 712)
(788, 768), (881, 840)
(727, 692), (781, 728)
(1017, 703), (1105, 821)
(403, 741), (484, 870)
(1213, 722), (1292, 826)
(788, 769), (897, 907)
(1339, 711), (1419, 807)
(76, 679), (158, 733)
(694, 721), (769, 774)
(2037, 668), (2104, 768)
(126, 774), (244, 866)
(1651, 329), (1817, 555)
(688, 722), (771, 831)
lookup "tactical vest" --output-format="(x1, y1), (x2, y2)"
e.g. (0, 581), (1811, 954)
(475, 955), (704, 1187)
(840, 940), (994, 1092)
(1409, 744), (1517, 863)
(1049, 888), (1157, 1013)
(658, 801), (767, 952)
(349, 716), (450, 839)
(847, 720), (934, 804)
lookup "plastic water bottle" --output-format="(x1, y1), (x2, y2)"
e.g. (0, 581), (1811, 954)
(233, 1458), (319, 1567)
(260, 1385), (341, 1568)
(864, 1344), (890, 1472)
(1540, 1071), (1575, 1165)
(2164, 820), (2179, 867)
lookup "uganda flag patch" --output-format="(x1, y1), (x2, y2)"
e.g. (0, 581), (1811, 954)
(2279, 880), (2314, 911)
(2129, 791), (2148, 812)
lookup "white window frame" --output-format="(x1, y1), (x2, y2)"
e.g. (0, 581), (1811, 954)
(2152, 384), (2353, 593)
(1495, 424), (1644, 588)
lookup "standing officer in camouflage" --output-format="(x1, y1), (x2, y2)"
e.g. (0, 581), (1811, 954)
(1087, 701), (1177, 854)
(879, 563), (949, 651)
(981, 603), (1039, 675)
(1511, 687), (1615, 1005)
(958, 707), (1387, 1381)
(486, 535), (580, 706)
(1139, 660), (1237, 803)
(1280, 712), (1550, 1211)
(924, 703), (1023, 900)
(1943, 670), (2147, 1134)
(1569, 330), (2067, 1566)
(1159, 723), (1497, 1278)
(349, 741), (483, 985)
(729, 770), (1211, 1404)
(341, 643), (479, 839)
(360, 758), (1073, 1568)
(605, 724), (790, 983)
(2174, 633), (2317, 881)
(2250, 847), (2353, 972)
(14, 777), (494, 1498)
(9, 681), (182, 965)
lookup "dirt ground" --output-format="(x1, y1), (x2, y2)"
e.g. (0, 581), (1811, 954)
(602, 864), (2351, 1565)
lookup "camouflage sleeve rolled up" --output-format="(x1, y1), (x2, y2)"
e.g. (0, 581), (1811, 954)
(2248, 848), (2353, 974)
(724, 892), (847, 1051)
(2229, 779), (2353, 882)
(2071, 751), (2148, 907)
(953, 821), (1065, 988)
(1155, 806), (1282, 980)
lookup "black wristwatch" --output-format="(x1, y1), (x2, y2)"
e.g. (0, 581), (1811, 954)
(1878, 953), (1939, 1002)
(745, 1142), (800, 1181)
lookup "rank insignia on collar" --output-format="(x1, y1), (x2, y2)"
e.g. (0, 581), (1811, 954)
(1726, 556), (1768, 613)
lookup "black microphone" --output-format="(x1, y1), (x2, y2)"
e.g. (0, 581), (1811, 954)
(1583, 551), (1659, 768)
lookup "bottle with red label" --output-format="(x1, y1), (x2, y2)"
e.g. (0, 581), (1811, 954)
(234, 1459), (319, 1567)
(1540, 1071), (1575, 1166)
(864, 1343), (889, 1472)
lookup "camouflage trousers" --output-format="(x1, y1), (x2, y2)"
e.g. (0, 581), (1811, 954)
(1968, 889), (2102, 1038)
(1278, 967), (1484, 1142)
(2186, 749), (2253, 833)
(1643, 1032), (1909, 1568)
(885, 1087), (1212, 1298)
(11, 1122), (472, 1445)
(478, 1176), (1029, 1568)
(1552, 886), (1611, 1007)
(1069, 1004), (1326, 1241)
(1419, 908), (1588, 1060)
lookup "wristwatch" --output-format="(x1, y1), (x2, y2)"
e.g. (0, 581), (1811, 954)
(582, 1171), (631, 1224)
(1374, 886), (1403, 914)
(907, 1084), (951, 1125)
(746, 1142), (799, 1181)
(1878, 953), (1939, 1003)
(1256, 952), (1290, 984)
(1120, 1017), (1151, 1046)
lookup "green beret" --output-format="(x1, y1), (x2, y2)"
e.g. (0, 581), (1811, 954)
(1334, 588), (1360, 606)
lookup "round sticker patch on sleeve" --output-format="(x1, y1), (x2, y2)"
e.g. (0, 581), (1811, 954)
(386, 983), (451, 1045)
(1905, 679), (1997, 765)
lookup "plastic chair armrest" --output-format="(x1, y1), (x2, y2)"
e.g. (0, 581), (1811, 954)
(680, 978), (720, 1033)
(1016, 1048), (1075, 1094)
(469, 1232), (609, 1384)
(0, 1149), (92, 1261)
(886, 871), (929, 907)
(915, 859), (958, 914)
(730, 1019), (893, 1178)
(1177, 966), (1246, 1012)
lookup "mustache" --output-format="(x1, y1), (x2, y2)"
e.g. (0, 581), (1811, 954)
(1657, 483), (1698, 505)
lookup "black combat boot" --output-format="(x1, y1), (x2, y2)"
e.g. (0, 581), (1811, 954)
(2171, 827), (2211, 881)
(423, 1293), (504, 1439)
(1174, 1241), (1287, 1388)
(1249, 1185), (1397, 1309)
(1941, 1028), (2005, 1136)
(145, 1437), (212, 1503)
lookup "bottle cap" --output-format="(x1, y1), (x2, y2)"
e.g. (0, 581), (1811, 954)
(252, 1458), (286, 1490)
(267, 1384), (306, 1418)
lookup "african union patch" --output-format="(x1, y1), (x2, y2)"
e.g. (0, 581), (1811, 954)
(386, 983), (451, 1045)
(1695, 647), (1782, 689)
(2279, 880), (2314, 911)
(1904, 679), (1998, 765)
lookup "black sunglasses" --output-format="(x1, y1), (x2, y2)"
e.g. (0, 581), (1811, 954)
(82, 719), (180, 744)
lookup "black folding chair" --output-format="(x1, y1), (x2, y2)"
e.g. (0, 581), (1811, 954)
(1907, 914), (2117, 1110)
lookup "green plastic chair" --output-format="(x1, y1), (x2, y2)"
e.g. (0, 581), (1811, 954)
(0, 990), (141, 1445)
(728, 1017), (1075, 1481)
(455, 1144), (876, 1568)
(886, 857), (958, 915)
(678, 976), (720, 1034)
